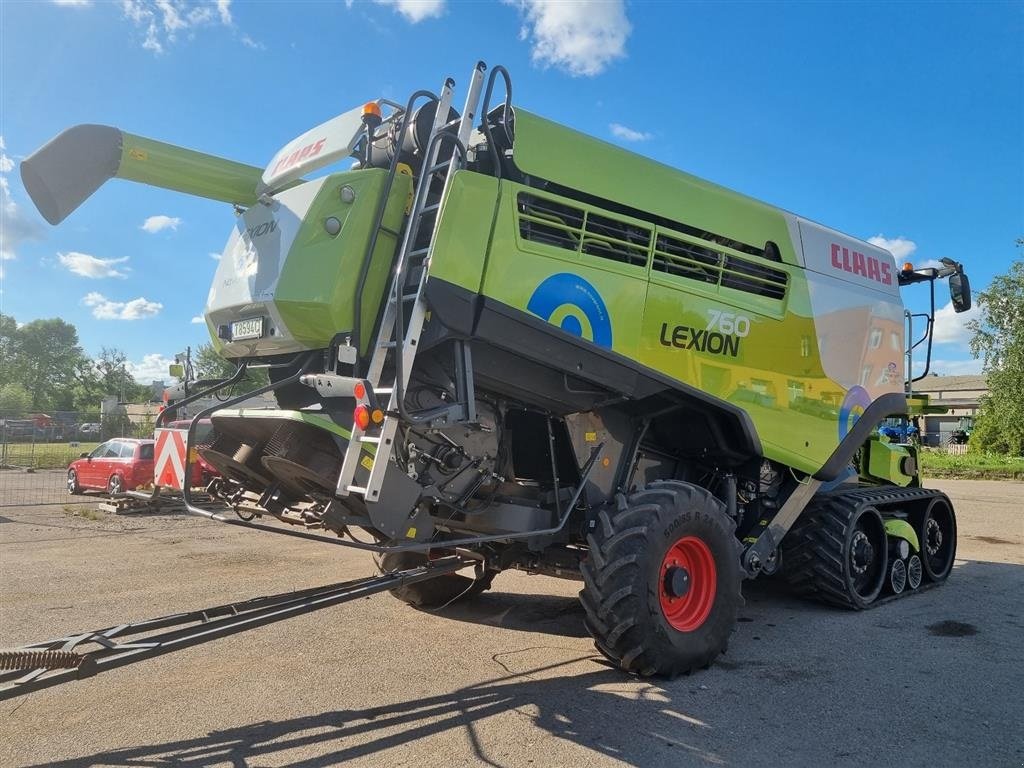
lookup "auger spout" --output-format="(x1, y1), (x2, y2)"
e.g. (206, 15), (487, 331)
(20, 124), (263, 225)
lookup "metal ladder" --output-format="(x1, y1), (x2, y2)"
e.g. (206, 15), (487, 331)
(336, 63), (488, 503)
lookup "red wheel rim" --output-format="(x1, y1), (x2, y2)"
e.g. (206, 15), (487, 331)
(659, 535), (717, 632)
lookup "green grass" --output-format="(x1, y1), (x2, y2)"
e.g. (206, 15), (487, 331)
(0, 442), (101, 470)
(919, 449), (1024, 480)
(62, 504), (105, 521)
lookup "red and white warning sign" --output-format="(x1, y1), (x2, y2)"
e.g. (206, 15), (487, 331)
(154, 428), (188, 490)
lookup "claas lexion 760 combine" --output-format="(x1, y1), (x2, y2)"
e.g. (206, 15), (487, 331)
(3, 62), (972, 695)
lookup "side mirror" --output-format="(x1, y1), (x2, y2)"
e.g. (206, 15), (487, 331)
(949, 271), (972, 313)
(79, 452), (89, 458)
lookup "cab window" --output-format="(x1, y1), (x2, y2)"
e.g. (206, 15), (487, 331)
(119, 442), (137, 458)
(89, 442), (110, 459)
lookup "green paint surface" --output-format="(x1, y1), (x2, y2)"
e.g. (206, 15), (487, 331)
(275, 169), (411, 353)
(430, 172), (843, 474)
(119, 133), (263, 206)
(884, 518), (920, 552)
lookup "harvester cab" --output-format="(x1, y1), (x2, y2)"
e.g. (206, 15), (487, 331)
(13, 61), (971, 685)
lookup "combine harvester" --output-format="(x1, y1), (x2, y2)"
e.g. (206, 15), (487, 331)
(1, 62), (971, 696)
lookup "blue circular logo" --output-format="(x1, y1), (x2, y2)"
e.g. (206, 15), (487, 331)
(527, 273), (613, 349)
(838, 385), (872, 440)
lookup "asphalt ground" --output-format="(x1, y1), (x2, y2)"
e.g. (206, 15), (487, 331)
(1, 477), (1021, 767)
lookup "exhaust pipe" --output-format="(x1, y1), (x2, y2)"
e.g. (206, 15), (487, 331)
(20, 125), (264, 225)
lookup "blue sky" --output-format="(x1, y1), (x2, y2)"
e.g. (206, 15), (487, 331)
(1, 0), (1021, 382)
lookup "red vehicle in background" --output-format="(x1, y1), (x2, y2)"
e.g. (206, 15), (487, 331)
(67, 438), (154, 495)
(168, 419), (220, 487)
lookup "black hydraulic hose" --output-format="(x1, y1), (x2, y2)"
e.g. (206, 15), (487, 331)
(154, 361), (250, 429)
(352, 88), (442, 375)
(480, 65), (512, 179)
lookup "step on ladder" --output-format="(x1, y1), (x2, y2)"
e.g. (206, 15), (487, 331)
(336, 62), (488, 504)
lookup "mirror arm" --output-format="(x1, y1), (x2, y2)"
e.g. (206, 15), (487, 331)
(910, 278), (937, 382)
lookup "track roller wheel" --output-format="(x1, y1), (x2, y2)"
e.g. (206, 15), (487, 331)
(890, 559), (907, 594)
(376, 550), (494, 609)
(579, 481), (741, 677)
(783, 498), (889, 609)
(917, 496), (957, 582)
(907, 554), (923, 589)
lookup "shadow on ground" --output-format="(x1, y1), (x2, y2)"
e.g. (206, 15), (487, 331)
(25, 560), (1024, 768)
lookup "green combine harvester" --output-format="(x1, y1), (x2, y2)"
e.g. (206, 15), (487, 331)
(16, 62), (972, 680)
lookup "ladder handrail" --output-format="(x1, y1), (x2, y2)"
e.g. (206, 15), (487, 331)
(392, 136), (468, 424)
(351, 87), (440, 372)
(339, 63), (491, 503)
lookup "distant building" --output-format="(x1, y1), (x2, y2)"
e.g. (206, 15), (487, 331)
(910, 374), (988, 446)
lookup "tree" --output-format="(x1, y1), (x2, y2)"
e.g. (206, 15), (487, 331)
(0, 313), (19, 386)
(193, 343), (268, 393)
(967, 247), (1024, 455)
(11, 318), (93, 410)
(94, 346), (150, 403)
(0, 383), (32, 413)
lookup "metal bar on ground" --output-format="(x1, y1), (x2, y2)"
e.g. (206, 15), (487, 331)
(0, 556), (470, 701)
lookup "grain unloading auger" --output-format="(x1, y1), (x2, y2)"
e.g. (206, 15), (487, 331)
(7, 61), (973, 696)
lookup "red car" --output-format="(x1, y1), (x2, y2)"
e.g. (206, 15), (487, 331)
(67, 438), (155, 495)
(168, 419), (220, 487)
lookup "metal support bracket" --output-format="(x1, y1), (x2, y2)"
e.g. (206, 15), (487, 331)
(741, 477), (822, 577)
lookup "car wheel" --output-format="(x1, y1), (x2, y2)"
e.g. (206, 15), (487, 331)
(67, 469), (81, 495)
(108, 474), (124, 496)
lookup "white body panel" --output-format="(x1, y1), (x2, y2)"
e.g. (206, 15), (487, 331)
(261, 105), (370, 192)
(798, 219), (905, 400)
(205, 177), (328, 357)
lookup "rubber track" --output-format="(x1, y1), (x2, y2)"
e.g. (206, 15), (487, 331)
(781, 485), (951, 610)
(579, 481), (742, 677)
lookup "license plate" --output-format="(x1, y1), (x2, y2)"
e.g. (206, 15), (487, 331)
(231, 317), (264, 341)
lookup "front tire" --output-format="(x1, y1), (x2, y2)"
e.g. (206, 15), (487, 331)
(377, 550), (495, 608)
(579, 481), (742, 677)
(67, 469), (81, 495)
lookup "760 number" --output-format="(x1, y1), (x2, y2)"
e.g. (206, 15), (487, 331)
(706, 310), (750, 337)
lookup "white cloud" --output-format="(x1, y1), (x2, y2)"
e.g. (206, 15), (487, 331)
(509, 0), (630, 77)
(53, 0), (93, 6)
(932, 298), (983, 346)
(59, 251), (130, 279)
(83, 292), (163, 320)
(868, 235), (917, 262)
(610, 123), (652, 142)
(120, 0), (250, 54)
(216, 0), (232, 24)
(373, 0), (445, 23)
(1, 138), (46, 261)
(191, 315), (205, 324)
(240, 33), (264, 50)
(126, 353), (176, 383)
(141, 214), (181, 233)
(209, 251), (222, 260)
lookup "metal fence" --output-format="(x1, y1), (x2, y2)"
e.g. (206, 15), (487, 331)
(0, 409), (156, 507)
